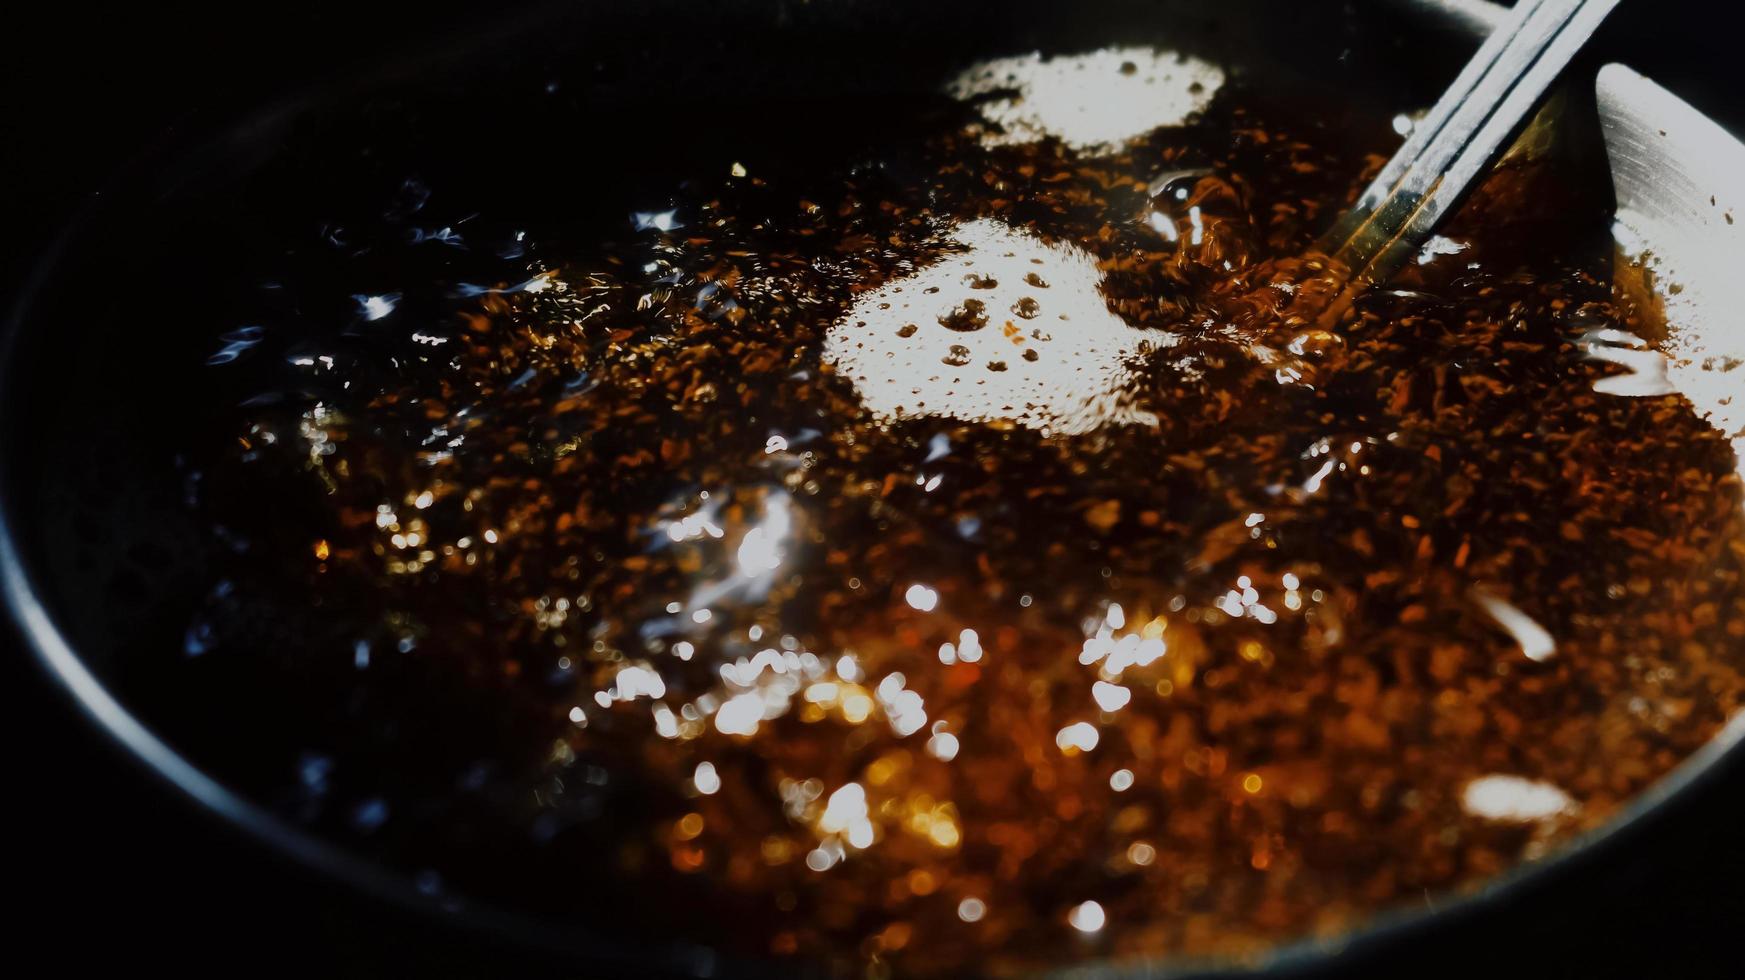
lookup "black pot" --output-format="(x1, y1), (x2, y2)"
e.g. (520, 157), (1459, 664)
(5, 1), (1743, 976)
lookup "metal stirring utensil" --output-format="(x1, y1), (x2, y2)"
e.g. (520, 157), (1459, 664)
(1315, 0), (1622, 322)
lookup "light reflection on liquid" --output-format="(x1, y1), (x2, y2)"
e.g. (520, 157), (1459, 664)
(1461, 774), (1577, 823)
(154, 34), (1745, 979)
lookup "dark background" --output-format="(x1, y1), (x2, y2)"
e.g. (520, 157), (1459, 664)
(5, 1), (1745, 976)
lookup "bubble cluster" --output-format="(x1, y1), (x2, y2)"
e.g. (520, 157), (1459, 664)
(824, 218), (1164, 435)
(948, 46), (1226, 152)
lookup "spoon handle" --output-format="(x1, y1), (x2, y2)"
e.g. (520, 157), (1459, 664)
(1317, 0), (1620, 316)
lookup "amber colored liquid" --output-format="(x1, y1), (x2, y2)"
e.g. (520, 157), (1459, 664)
(125, 56), (1745, 978)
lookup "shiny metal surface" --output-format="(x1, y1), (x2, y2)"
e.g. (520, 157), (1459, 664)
(1324, 0), (1621, 308)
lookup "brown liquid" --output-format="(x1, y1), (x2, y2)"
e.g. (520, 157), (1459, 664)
(151, 60), (1745, 978)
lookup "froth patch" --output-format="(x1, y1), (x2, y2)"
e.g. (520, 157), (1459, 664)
(948, 47), (1224, 153)
(824, 219), (1164, 436)
(1461, 774), (1576, 823)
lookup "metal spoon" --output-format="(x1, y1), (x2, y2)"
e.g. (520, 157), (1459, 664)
(1315, 0), (1621, 322)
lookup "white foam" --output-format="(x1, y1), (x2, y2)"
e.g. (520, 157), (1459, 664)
(948, 47), (1224, 153)
(1472, 589), (1557, 663)
(824, 219), (1164, 435)
(1462, 774), (1576, 822)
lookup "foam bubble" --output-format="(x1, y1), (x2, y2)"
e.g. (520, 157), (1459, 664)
(948, 47), (1224, 153)
(825, 219), (1164, 435)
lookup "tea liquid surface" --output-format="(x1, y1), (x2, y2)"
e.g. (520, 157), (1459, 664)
(107, 44), (1745, 977)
